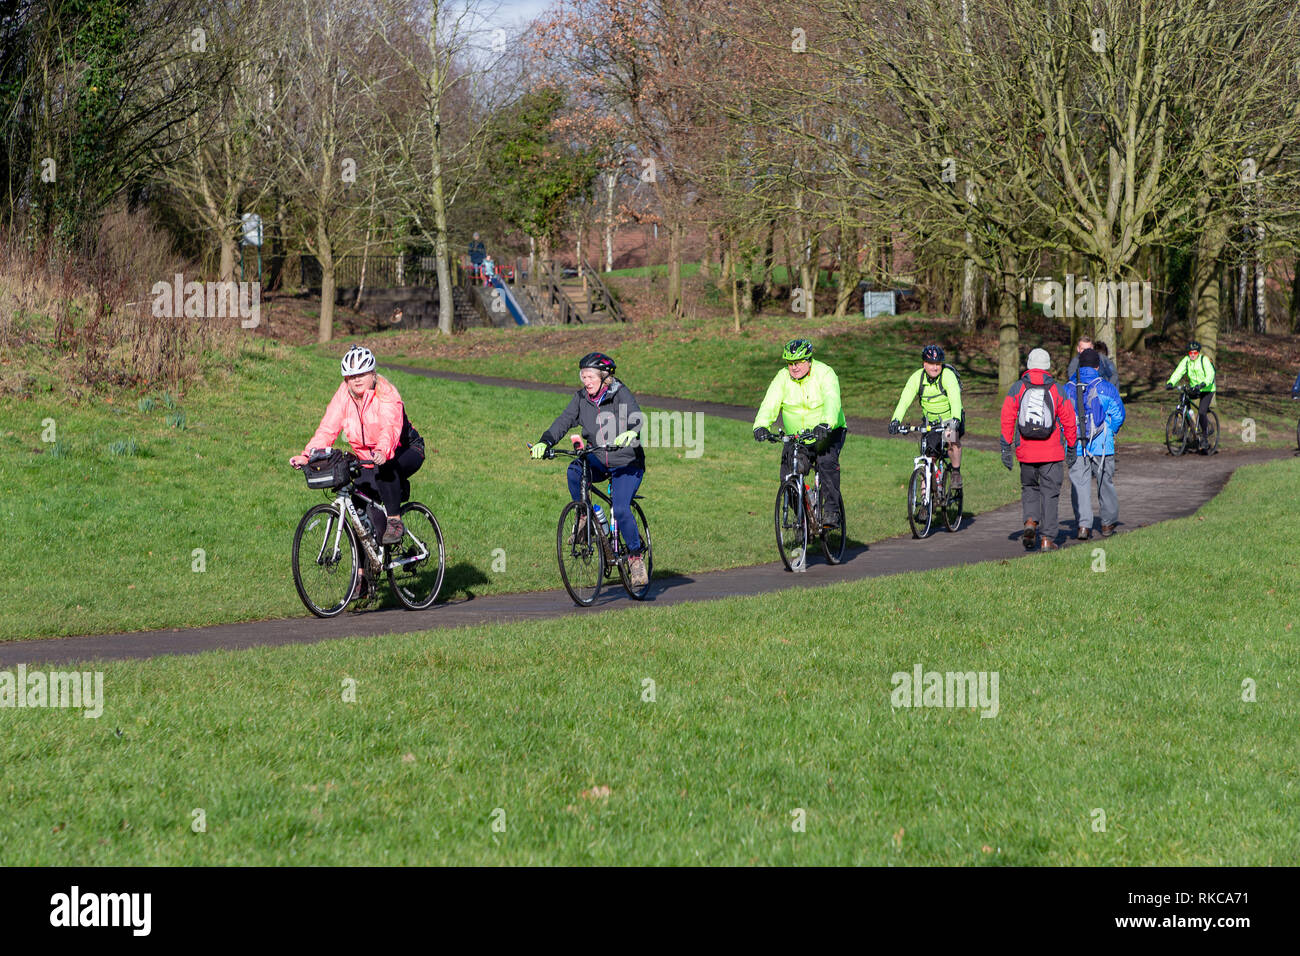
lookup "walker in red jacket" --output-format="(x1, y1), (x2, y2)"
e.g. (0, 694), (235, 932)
(999, 348), (1078, 551)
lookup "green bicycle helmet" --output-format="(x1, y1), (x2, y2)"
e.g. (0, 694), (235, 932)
(782, 338), (814, 362)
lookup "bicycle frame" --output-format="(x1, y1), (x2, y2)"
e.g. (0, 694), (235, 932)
(557, 445), (644, 561)
(908, 423), (948, 505)
(324, 484), (429, 572)
(1175, 388), (1206, 441)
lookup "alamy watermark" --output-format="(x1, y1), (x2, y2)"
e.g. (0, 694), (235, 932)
(1039, 274), (1152, 329)
(890, 664), (999, 718)
(591, 408), (704, 458)
(151, 273), (260, 328)
(1, 665), (103, 718)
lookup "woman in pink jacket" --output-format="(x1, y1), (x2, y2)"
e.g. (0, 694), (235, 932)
(289, 346), (425, 544)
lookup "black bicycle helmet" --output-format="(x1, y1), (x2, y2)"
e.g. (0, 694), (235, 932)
(1187, 341), (1201, 353)
(578, 351), (616, 375)
(922, 344), (944, 363)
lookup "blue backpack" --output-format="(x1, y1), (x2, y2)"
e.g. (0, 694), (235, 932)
(1291, 371), (1300, 399)
(1074, 376), (1107, 444)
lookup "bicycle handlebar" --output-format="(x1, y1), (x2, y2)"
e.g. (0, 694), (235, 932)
(765, 429), (817, 444)
(291, 449), (378, 471)
(527, 441), (617, 460)
(896, 422), (944, 435)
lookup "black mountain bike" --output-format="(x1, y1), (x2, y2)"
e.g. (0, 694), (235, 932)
(1165, 385), (1219, 456)
(535, 441), (653, 606)
(897, 422), (962, 538)
(291, 451), (445, 617)
(766, 429), (846, 571)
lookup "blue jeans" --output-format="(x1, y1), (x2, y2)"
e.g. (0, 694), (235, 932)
(567, 459), (644, 552)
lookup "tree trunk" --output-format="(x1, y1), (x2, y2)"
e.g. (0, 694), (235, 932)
(718, 232), (732, 294)
(782, 227), (795, 296)
(219, 238), (237, 284)
(1290, 257), (1300, 334)
(603, 169), (616, 272)
(316, 224), (335, 344)
(760, 219), (776, 292)
(1253, 227), (1266, 334)
(730, 235), (741, 334)
(667, 221), (684, 319)
(1190, 212), (1227, 361)
(834, 225), (859, 318)
(805, 232), (820, 320)
(997, 257), (1021, 394)
(269, 187), (286, 291)
(741, 245), (754, 317)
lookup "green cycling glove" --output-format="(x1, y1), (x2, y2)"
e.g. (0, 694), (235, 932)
(613, 430), (639, 448)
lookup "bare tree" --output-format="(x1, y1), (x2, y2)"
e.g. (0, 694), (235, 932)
(357, 0), (513, 335)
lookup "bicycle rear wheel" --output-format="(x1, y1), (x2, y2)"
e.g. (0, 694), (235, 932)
(615, 500), (654, 600)
(292, 503), (359, 618)
(775, 478), (808, 571)
(557, 500), (604, 606)
(387, 502), (445, 610)
(908, 465), (934, 538)
(1165, 409), (1189, 456)
(941, 468), (963, 532)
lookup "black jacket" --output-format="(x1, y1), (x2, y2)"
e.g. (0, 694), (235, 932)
(540, 378), (646, 470)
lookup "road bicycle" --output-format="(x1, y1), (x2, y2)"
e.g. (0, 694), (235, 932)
(535, 440), (654, 606)
(897, 422), (962, 538)
(1165, 385), (1219, 456)
(291, 450), (445, 617)
(765, 429), (847, 572)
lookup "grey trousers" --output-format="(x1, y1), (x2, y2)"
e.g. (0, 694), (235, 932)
(1020, 460), (1064, 540)
(1069, 454), (1118, 530)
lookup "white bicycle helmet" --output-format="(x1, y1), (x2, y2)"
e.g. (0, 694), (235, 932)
(340, 345), (376, 377)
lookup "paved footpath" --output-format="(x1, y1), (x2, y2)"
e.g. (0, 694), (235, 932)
(2, 366), (1292, 667)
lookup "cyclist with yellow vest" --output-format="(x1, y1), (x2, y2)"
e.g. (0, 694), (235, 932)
(890, 345), (964, 488)
(1166, 341), (1216, 452)
(753, 338), (847, 528)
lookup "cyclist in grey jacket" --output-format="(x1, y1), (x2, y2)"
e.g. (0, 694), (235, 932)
(532, 352), (648, 585)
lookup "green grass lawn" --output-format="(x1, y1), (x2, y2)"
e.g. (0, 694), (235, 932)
(1, 347), (1012, 642)
(3, 456), (1294, 865)
(384, 313), (1300, 449)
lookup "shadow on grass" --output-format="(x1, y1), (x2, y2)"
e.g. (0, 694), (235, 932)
(439, 561), (492, 602)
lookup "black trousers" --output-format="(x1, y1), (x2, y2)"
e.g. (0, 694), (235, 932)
(1197, 392), (1213, 438)
(779, 427), (846, 519)
(355, 443), (424, 521)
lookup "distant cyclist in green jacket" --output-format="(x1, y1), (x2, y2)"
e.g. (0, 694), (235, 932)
(753, 338), (847, 528)
(890, 345), (964, 488)
(1166, 341), (1216, 451)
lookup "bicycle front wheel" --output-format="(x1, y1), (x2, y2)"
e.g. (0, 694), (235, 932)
(557, 500), (604, 606)
(615, 500), (654, 600)
(387, 502), (446, 610)
(1204, 409), (1219, 454)
(908, 466), (934, 538)
(775, 478), (808, 571)
(292, 503), (360, 618)
(1165, 409), (1189, 456)
(941, 468), (963, 532)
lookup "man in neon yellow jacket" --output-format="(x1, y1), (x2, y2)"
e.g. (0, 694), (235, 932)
(1166, 341), (1216, 452)
(753, 338), (847, 527)
(889, 344), (964, 487)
